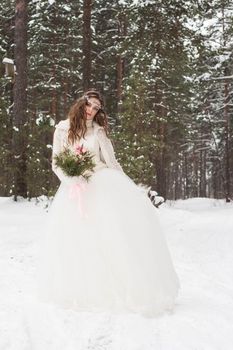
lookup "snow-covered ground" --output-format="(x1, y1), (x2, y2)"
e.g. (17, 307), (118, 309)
(0, 196), (232, 350)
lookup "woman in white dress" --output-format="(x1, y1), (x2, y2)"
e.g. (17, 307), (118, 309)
(36, 89), (180, 318)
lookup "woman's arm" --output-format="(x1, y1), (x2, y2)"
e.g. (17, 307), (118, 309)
(97, 128), (124, 173)
(51, 127), (81, 184)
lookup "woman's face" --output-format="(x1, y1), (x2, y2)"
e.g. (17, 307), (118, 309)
(85, 97), (101, 120)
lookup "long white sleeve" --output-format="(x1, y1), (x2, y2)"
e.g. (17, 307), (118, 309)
(52, 126), (81, 185)
(96, 128), (124, 173)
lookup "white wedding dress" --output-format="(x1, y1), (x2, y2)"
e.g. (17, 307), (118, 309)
(36, 118), (180, 318)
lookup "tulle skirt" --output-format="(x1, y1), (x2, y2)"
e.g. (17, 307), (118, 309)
(36, 168), (180, 318)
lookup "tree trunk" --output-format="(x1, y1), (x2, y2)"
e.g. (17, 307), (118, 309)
(50, 61), (59, 121)
(12, 0), (28, 200)
(174, 157), (179, 200)
(82, 0), (92, 91)
(192, 152), (198, 197)
(184, 153), (189, 199)
(116, 55), (123, 113)
(154, 119), (167, 199)
(63, 78), (68, 116)
(116, 13), (127, 114)
(222, 5), (231, 202)
(199, 149), (207, 197)
(224, 75), (231, 202)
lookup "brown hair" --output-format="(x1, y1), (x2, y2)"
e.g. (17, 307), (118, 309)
(67, 89), (109, 145)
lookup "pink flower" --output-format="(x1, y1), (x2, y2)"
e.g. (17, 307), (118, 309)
(75, 144), (87, 155)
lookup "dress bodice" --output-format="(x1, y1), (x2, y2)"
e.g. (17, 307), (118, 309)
(70, 119), (107, 173)
(52, 118), (124, 184)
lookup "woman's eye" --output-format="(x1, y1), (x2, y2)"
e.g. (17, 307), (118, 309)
(86, 100), (100, 112)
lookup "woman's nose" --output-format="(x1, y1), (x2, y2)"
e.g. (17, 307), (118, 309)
(88, 105), (94, 113)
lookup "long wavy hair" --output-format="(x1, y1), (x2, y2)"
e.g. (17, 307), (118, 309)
(67, 89), (109, 145)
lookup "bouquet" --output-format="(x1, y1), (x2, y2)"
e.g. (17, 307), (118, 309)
(54, 144), (95, 182)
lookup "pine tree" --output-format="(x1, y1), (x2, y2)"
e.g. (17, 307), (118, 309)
(12, 0), (28, 199)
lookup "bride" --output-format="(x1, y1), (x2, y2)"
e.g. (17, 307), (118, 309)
(36, 89), (180, 318)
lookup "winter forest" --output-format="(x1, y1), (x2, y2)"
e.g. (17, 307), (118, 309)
(1, 2), (233, 348)
(0, 0), (233, 201)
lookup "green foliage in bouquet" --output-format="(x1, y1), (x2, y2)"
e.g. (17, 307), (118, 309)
(54, 144), (95, 181)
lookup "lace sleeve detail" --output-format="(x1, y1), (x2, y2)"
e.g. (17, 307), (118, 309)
(97, 128), (124, 173)
(52, 127), (80, 184)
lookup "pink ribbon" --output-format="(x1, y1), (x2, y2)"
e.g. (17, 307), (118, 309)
(69, 181), (88, 219)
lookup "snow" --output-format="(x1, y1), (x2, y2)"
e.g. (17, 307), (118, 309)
(2, 57), (14, 64)
(0, 196), (233, 349)
(36, 114), (55, 127)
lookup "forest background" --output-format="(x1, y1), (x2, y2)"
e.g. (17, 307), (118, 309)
(0, 0), (233, 201)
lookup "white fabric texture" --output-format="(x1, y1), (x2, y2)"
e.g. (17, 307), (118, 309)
(36, 118), (181, 318)
(51, 118), (124, 184)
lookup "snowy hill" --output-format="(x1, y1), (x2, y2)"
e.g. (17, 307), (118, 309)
(0, 196), (232, 350)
